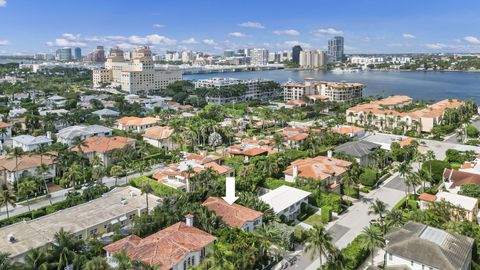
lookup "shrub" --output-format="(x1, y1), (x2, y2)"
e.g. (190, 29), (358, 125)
(408, 199), (418, 210)
(316, 193), (342, 213)
(359, 168), (378, 187)
(360, 187), (371, 193)
(325, 235), (369, 270)
(263, 178), (295, 190)
(129, 176), (182, 197)
(459, 184), (480, 198)
(321, 206), (332, 223)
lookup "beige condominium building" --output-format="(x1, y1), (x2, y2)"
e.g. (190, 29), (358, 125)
(93, 46), (182, 94)
(0, 186), (160, 262)
(283, 78), (364, 103)
(346, 95), (464, 133)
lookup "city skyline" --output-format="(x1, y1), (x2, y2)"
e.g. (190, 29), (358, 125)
(1, 0), (480, 55)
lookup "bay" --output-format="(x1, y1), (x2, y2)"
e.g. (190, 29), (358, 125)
(184, 69), (480, 103)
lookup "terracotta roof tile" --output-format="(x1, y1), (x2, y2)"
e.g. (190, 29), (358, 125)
(0, 153), (56, 172)
(284, 155), (352, 181)
(116, 116), (158, 127)
(202, 197), (262, 228)
(419, 193), (437, 202)
(73, 136), (135, 154)
(104, 222), (216, 269)
(142, 126), (174, 140)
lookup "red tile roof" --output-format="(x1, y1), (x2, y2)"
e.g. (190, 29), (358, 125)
(284, 155), (352, 181)
(202, 197), (262, 228)
(142, 126), (174, 140)
(419, 193), (437, 202)
(104, 222), (216, 269)
(444, 169), (480, 188)
(73, 136), (135, 154)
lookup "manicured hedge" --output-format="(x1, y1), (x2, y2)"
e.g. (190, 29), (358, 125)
(325, 235), (369, 270)
(263, 178), (296, 190)
(321, 206), (332, 223)
(129, 176), (182, 197)
(315, 193), (342, 213)
(422, 160), (451, 183)
(359, 168), (378, 187)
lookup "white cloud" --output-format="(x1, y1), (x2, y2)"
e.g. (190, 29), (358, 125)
(228, 32), (246, 37)
(152, 24), (165, 28)
(273, 29), (300, 36)
(464, 36), (480, 45)
(46, 38), (86, 47)
(0, 0), (6, 7)
(182, 38), (199, 44)
(238, 22), (265, 29)
(128, 34), (176, 46)
(0, 40), (9, 46)
(104, 36), (127, 41)
(202, 39), (217, 46)
(425, 43), (447, 49)
(62, 33), (81, 40)
(402, 33), (415, 39)
(313, 28), (343, 37)
(277, 40), (311, 49)
(116, 43), (137, 50)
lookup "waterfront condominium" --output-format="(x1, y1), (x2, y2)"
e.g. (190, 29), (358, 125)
(328, 36), (344, 63)
(299, 50), (327, 68)
(250, 48), (269, 66)
(194, 77), (280, 104)
(92, 46), (182, 94)
(283, 78), (364, 103)
(346, 96), (464, 133)
(292, 45), (303, 64)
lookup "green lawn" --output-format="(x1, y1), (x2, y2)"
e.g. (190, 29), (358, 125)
(302, 213), (324, 227)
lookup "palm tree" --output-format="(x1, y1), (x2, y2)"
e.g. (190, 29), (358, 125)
(200, 245), (235, 270)
(112, 251), (134, 270)
(397, 162), (412, 180)
(141, 180), (153, 214)
(84, 257), (110, 270)
(35, 164), (51, 204)
(62, 162), (82, 187)
(0, 252), (14, 270)
(9, 147), (24, 187)
(0, 185), (16, 219)
(22, 248), (49, 270)
(339, 171), (356, 197)
(385, 209), (405, 231)
(110, 165), (124, 186)
(405, 172), (421, 196)
(360, 226), (385, 266)
(368, 199), (389, 233)
(17, 179), (37, 212)
(303, 225), (335, 270)
(425, 150), (436, 175)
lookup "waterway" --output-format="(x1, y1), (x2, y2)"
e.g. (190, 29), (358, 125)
(184, 69), (480, 103)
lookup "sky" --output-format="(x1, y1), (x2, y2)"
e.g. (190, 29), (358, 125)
(1, 0), (480, 55)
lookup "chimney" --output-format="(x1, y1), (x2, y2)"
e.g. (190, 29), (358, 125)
(185, 214), (194, 227)
(293, 165), (299, 178)
(327, 150), (333, 159)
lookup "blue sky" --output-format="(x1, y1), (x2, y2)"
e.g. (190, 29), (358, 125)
(1, 0), (480, 55)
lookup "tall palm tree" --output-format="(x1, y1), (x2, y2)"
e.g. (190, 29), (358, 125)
(0, 252), (14, 270)
(368, 199), (389, 233)
(200, 245), (235, 270)
(84, 257), (110, 270)
(22, 248), (49, 270)
(110, 165), (124, 186)
(17, 179), (37, 212)
(35, 164), (51, 205)
(425, 150), (436, 175)
(140, 180), (153, 214)
(360, 226), (385, 266)
(397, 162), (412, 180)
(0, 185), (16, 219)
(9, 147), (24, 187)
(385, 209), (405, 231)
(62, 162), (82, 187)
(303, 225), (335, 270)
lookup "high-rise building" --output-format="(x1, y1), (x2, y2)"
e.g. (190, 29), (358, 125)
(85, 46), (106, 62)
(292, 45), (303, 64)
(250, 48), (268, 66)
(181, 51), (193, 63)
(92, 46), (182, 94)
(224, 50), (234, 58)
(328, 36), (344, 63)
(56, 47), (72, 61)
(73, 47), (82, 60)
(299, 50), (327, 68)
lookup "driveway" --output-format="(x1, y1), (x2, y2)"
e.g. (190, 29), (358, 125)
(283, 172), (406, 270)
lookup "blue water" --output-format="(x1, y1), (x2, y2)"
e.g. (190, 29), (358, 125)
(184, 70), (480, 103)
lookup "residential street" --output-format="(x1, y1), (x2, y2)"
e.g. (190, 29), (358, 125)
(280, 172), (407, 270)
(0, 164), (165, 221)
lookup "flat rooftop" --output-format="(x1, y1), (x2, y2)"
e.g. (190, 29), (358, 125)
(0, 186), (160, 259)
